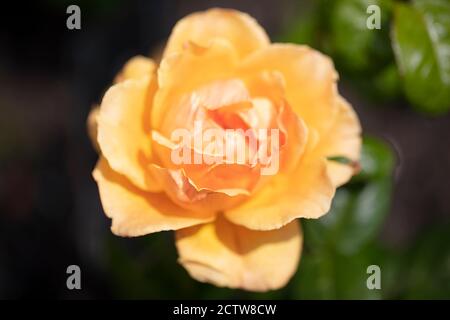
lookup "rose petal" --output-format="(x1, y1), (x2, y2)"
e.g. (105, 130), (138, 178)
(92, 157), (216, 237)
(114, 56), (156, 83)
(159, 79), (251, 136)
(151, 130), (261, 196)
(224, 156), (335, 230)
(196, 79), (250, 111)
(97, 74), (161, 192)
(152, 39), (239, 131)
(148, 164), (248, 213)
(313, 95), (362, 186)
(238, 44), (339, 135)
(276, 101), (308, 174)
(163, 8), (269, 59)
(176, 216), (302, 291)
(243, 70), (286, 103)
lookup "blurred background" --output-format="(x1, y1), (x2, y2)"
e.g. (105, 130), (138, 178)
(0, 0), (449, 299)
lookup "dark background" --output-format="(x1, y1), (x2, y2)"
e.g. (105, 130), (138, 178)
(0, 0), (449, 299)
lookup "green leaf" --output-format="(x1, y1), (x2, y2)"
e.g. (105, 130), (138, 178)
(402, 225), (450, 299)
(356, 136), (395, 181)
(278, 0), (332, 46)
(312, 177), (392, 256)
(340, 179), (392, 254)
(372, 63), (402, 100)
(293, 242), (383, 299)
(279, 5), (320, 47)
(327, 155), (353, 165)
(392, 0), (450, 114)
(329, 0), (393, 74)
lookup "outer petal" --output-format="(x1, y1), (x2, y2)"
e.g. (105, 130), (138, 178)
(176, 217), (302, 291)
(163, 8), (269, 59)
(93, 157), (215, 237)
(97, 75), (161, 192)
(152, 39), (239, 131)
(224, 155), (335, 230)
(315, 96), (362, 186)
(89, 56), (155, 156)
(238, 44), (339, 135)
(114, 56), (156, 83)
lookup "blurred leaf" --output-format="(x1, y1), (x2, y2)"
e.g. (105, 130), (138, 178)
(279, 0), (333, 48)
(402, 225), (450, 299)
(293, 242), (383, 299)
(372, 63), (402, 100)
(330, 0), (393, 74)
(279, 5), (320, 47)
(336, 179), (392, 254)
(392, 0), (450, 114)
(318, 136), (395, 254)
(356, 135), (395, 181)
(292, 248), (337, 299)
(327, 155), (353, 165)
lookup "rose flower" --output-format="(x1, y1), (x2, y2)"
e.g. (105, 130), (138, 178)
(88, 8), (361, 291)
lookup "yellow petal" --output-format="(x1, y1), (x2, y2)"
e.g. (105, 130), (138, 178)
(148, 164), (248, 213)
(239, 71), (309, 173)
(158, 78), (251, 136)
(238, 44), (339, 135)
(163, 8), (269, 59)
(97, 75), (161, 192)
(92, 157), (215, 237)
(276, 101), (309, 174)
(152, 38), (239, 131)
(150, 130), (260, 196)
(313, 95), (362, 187)
(224, 156), (335, 230)
(176, 216), (302, 291)
(114, 56), (156, 83)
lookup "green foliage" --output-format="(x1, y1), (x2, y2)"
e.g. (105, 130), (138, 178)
(329, 0), (393, 74)
(372, 63), (402, 100)
(281, 0), (450, 114)
(392, 0), (450, 114)
(401, 226), (450, 299)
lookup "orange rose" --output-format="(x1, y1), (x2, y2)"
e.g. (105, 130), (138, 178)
(88, 8), (361, 291)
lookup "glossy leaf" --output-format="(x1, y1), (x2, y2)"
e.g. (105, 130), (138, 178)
(329, 0), (393, 74)
(357, 135), (395, 181)
(392, 0), (450, 114)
